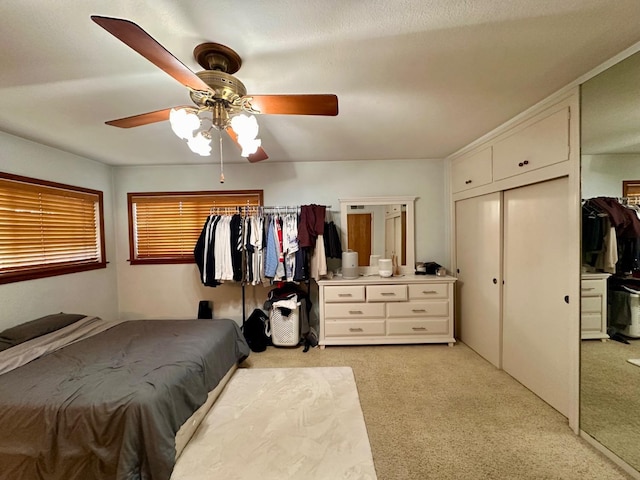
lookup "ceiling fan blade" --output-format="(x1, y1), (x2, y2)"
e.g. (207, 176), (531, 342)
(225, 127), (269, 163)
(246, 94), (338, 116)
(105, 106), (191, 128)
(91, 15), (211, 92)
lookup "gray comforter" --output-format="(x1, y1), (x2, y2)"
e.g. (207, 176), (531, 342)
(0, 318), (250, 480)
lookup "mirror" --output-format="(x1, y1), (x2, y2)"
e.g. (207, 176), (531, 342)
(580, 48), (640, 472)
(339, 196), (416, 274)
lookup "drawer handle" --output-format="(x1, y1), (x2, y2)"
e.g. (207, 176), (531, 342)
(349, 327), (363, 332)
(381, 292), (396, 296)
(338, 293), (353, 297)
(581, 287), (595, 291)
(465, 179), (472, 184)
(412, 327), (427, 331)
(422, 290), (437, 294)
(412, 309), (427, 313)
(349, 310), (364, 315)
(518, 160), (530, 167)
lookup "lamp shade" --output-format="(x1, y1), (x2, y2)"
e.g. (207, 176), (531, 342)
(187, 131), (212, 156)
(231, 114), (261, 156)
(170, 108), (200, 140)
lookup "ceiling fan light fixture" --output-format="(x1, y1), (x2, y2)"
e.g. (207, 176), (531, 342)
(187, 131), (212, 156)
(170, 107), (200, 140)
(231, 114), (261, 157)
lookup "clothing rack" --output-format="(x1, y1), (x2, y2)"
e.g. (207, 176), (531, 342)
(204, 204), (332, 329)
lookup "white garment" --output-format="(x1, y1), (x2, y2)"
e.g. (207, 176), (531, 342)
(595, 225), (618, 274)
(310, 234), (327, 281)
(283, 213), (298, 281)
(214, 216), (234, 281)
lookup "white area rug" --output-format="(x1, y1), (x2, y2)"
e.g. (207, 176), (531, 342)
(171, 367), (377, 480)
(628, 358), (640, 367)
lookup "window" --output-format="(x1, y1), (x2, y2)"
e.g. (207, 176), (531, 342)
(128, 190), (263, 264)
(623, 180), (640, 205)
(0, 172), (106, 284)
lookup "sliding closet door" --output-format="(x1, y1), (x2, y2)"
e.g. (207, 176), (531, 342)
(455, 192), (502, 367)
(502, 177), (571, 417)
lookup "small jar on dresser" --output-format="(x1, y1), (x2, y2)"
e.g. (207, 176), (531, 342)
(317, 274), (457, 348)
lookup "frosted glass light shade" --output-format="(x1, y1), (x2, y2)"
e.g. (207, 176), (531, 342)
(231, 114), (261, 156)
(170, 108), (200, 140)
(187, 132), (212, 156)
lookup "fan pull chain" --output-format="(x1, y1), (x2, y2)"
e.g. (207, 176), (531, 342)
(219, 131), (225, 183)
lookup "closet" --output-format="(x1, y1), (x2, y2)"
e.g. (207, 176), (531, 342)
(450, 92), (580, 427)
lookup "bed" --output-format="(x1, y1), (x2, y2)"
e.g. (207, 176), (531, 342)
(0, 314), (250, 480)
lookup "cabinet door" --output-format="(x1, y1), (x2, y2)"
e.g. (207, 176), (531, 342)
(502, 177), (571, 417)
(451, 146), (493, 193)
(455, 192), (502, 367)
(493, 107), (570, 181)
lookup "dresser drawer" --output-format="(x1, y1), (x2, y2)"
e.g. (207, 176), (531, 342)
(581, 296), (602, 314)
(387, 319), (450, 336)
(387, 301), (449, 318)
(582, 313), (603, 332)
(451, 146), (493, 193)
(367, 284), (407, 302)
(408, 283), (449, 300)
(324, 302), (385, 319)
(324, 285), (365, 303)
(324, 321), (386, 337)
(581, 279), (605, 296)
(493, 107), (569, 181)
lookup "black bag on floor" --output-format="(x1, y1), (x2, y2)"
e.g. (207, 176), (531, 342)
(243, 308), (271, 352)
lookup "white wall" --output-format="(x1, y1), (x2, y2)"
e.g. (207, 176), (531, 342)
(0, 132), (118, 329)
(582, 154), (640, 197)
(113, 158), (446, 323)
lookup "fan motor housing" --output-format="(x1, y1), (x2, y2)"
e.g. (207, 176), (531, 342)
(191, 71), (247, 106)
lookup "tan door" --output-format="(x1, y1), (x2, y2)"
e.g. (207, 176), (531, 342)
(347, 213), (372, 266)
(455, 192), (502, 368)
(502, 176), (571, 417)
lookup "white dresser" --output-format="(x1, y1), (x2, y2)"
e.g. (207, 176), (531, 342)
(317, 274), (457, 348)
(581, 272), (610, 341)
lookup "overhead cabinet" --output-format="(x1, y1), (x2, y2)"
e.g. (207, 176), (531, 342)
(451, 147), (493, 193)
(493, 107), (570, 181)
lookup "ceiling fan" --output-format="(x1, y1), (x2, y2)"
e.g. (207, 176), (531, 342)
(91, 16), (339, 162)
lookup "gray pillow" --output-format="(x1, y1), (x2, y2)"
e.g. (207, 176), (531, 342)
(0, 313), (86, 347)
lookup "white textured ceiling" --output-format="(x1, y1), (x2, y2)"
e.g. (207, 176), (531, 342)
(1, 0), (640, 166)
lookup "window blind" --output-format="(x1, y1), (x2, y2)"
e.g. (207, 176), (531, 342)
(0, 174), (105, 284)
(128, 191), (262, 264)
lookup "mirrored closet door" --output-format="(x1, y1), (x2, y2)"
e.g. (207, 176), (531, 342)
(580, 47), (640, 473)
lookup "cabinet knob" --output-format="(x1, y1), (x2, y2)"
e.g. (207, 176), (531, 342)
(518, 162), (524, 167)
(493, 278), (497, 284)
(523, 160), (529, 165)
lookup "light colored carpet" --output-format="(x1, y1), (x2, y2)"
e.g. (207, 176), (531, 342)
(240, 343), (635, 480)
(171, 367), (376, 480)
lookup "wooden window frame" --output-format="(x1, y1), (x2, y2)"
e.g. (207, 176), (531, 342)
(623, 180), (640, 205)
(0, 172), (107, 285)
(127, 190), (263, 265)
